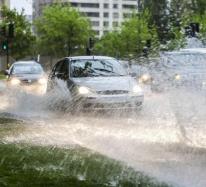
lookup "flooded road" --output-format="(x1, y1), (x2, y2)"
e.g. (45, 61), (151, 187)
(1, 85), (206, 187)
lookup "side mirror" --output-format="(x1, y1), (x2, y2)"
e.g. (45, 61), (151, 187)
(4, 70), (9, 75)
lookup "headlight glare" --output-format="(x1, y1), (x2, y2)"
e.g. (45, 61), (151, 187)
(78, 86), (91, 95)
(139, 74), (151, 83)
(38, 78), (47, 84)
(133, 85), (143, 94)
(10, 78), (20, 86)
(175, 74), (181, 80)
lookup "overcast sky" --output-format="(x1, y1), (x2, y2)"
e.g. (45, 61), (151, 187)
(10, 0), (32, 15)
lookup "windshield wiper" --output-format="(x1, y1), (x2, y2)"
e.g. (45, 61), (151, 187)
(93, 68), (124, 76)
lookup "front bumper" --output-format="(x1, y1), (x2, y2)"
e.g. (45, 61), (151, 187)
(75, 94), (144, 110)
(8, 82), (47, 95)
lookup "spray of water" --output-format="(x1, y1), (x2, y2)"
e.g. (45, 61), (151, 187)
(1, 55), (206, 187)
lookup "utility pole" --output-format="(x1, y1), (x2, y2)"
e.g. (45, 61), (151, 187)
(137, 0), (142, 59)
(6, 38), (9, 68)
(0, 23), (14, 69)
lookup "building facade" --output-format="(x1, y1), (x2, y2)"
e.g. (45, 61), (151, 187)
(33, 0), (137, 37)
(0, 0), (9, 7)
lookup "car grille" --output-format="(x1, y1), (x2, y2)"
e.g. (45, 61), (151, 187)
(21, 79), (37, 84)
(83, 102), (142, 109)
(97, 90), (129, 95)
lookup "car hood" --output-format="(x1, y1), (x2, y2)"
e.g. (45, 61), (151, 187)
(71, 76), (137, 92)
(10, 74), (44, 80)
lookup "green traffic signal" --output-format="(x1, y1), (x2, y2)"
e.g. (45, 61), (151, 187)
(2, 41), (8, 51)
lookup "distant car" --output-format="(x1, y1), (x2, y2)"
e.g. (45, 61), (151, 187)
(151, 48), (206, 91)
(47, 56), (144, 111)
(5, 61), (47, 94)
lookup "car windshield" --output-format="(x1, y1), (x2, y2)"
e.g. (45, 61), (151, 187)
(163, 53), (206, 69)
(71, 59), (128, 77)
(12, 64), (43, 74)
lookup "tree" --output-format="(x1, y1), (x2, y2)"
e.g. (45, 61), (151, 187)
(141, 0), (170, 43)
(34, 4), (92, 57)
(94, 32), (121, 58)
(0, 6), (36, 60)
(94, 12), (159, 59)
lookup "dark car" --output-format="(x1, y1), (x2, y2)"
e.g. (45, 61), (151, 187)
(5, 61), (47, 94)
(47, 56), (144, 111)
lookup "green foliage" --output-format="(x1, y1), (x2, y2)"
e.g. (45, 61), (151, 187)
(141, 0), (169, 43)
(0, 143), (171, 187)
(164, 27), (186, 50)
(0, 72), (6, 80)
(34, 4), (92, 57)
(94, 32), (121, 58)
(0, 6), (36, 60)
(186, 13), (206, 44)
(94, 12), (159, 59)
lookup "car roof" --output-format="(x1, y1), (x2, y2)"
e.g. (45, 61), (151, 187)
(180, 48), (206, 53)
(162, 48), (206, 55)
(65, 56), (115, 61)
(12, 61), (41, 66)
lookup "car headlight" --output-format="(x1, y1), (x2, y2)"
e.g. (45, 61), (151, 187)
(132, 85), (143, 95)
(139, 74), (151, 84)
(78, 86), (92, 95)
(38, 78), (47, 84)
(175, 74), (181, 80)
(10, 78), (21, 86)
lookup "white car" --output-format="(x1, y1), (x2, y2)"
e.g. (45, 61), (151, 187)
(47, 56), (144, 111)
(151, 48), (206, 91)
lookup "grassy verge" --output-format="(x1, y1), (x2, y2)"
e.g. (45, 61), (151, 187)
(0, 117), (172, 187)
(0, 144), (172, 187)
(0, 71), (6, 80)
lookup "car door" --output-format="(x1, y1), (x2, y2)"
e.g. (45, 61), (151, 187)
(47, 60), (64, 91)
(59, 59), (75, 91)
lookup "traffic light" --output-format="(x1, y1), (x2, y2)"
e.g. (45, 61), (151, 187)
(190, 23), (199, 33)
(2, 40), (8, 51)
(8, 23), (14, 38)
(89, 37), (94, 49)
(146, 39), (151, 48)
(185, 23), (200, 37)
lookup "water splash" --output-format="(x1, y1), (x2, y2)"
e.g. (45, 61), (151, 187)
(1, 69), (206, 187)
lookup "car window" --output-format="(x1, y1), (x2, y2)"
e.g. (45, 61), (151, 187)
(163, 53), (206, 68)
(59, 60), (68, 74)
(70, 59), (127, 77)
(53, 61), (63, 75)
(11, 64), (43, 74)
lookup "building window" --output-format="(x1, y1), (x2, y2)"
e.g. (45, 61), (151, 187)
(123, 13), (132, 18)
(113, 12), (119, 19)
(104, 12), (109, 18)
(122, 4), (137, 9)
(104, 30), (109, 35)
(94, 30), (100, 35)
(113, 4), (118, 9)
(103, 21), (109, 27)
(85, 12), (99, 17)
(104, 3), (109, 8)
(113, 21), (119, 27)
(91, 21), (99, 26)
(81, 3), (99, 8)
(70, 2), (78, 7)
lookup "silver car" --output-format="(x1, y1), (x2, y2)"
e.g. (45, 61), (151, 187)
(150, 49), (206, 91)
(47, 56), (144, 111)
(5, 61), (47, 94)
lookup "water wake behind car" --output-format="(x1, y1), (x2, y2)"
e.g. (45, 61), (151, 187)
(1, 70), (206, 187)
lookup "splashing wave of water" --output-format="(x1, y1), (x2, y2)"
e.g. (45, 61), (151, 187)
(1, 61), (206, 187)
